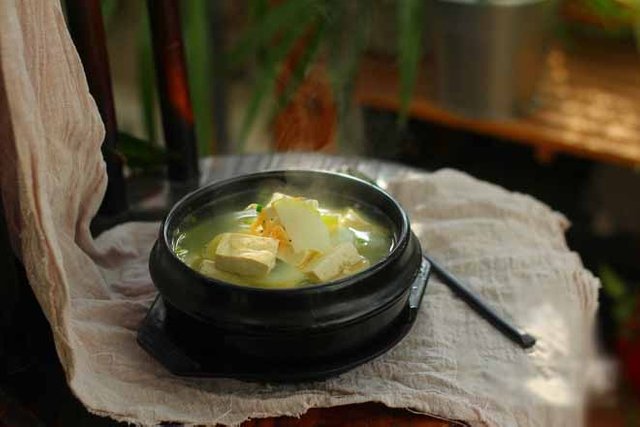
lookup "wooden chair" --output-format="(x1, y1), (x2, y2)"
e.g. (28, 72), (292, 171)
(65, 0), (200, 223)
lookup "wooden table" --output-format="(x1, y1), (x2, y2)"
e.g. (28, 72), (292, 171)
(242, 403), (454, 427)
(2, 153), (609, 427)
(355, 42), (640, 169)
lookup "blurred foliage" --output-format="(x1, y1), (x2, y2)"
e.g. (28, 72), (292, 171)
(182, 0), (215, 156)
(397, 0), (424, 126)
(116, 132), (167, 174)
(231, 0), (423, 147)
(600, 264), (639, 337)
(102, 1), (216, 157)
(100, 0), (119, 28)
(138, 10), (158, 147)
(101, 0), (425, 159)
(585, 0), (637, 21)
(325, 1), (371, 144)
(232, 0), (323, 149)
(582, 0), (640, 46)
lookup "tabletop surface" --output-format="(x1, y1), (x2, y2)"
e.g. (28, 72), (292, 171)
(4, 154), (607, 426)
(240, 402), (456, 427)
(3, 154), (454, 427)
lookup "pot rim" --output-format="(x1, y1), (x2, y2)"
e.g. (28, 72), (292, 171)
(161, 169), (411, 295)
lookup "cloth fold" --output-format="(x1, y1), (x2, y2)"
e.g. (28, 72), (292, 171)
(0, 0), (599, 426)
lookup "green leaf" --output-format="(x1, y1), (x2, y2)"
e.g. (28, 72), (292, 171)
(249, 0), (269, 22)
(249, 0), (270, 65)
(599, 264), (640, 326)
(138, 10), (157, 145)
(634, 17), (640, 51)
(182, 0), (215, 156)
(614, 297), (638, 326)
(272, 17), (328, 120)
(227, 0), (322, 68)
(100, 0), (119, 31)
(397, 0), (425, 126)
(117, 132), (167, 173)
(237, 11), (316, 151)
(327, 1), (370, 104)
(599, 264), (628, 300)
(584, 0), (634, 21)
(325, 0), (346, 70)
(326, 0), (371, 144)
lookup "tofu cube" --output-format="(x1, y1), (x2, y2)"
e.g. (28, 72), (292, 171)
(200, 259), (218, 277)
(307, 242), (366, 282)
(277, 244), (320, 268)
(214, 233), (279, 277)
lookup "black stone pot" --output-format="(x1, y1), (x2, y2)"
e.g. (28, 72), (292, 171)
(145, 170), (430, 372)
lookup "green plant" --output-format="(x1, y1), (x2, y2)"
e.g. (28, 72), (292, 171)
(101, 0), (425, 162)
(230, 0), (425, 149)
(600, 264), (639, 336)
(583, 0), (640, 46)
(230, 0), (324, 148)
(397, 0), (425, 126)
(182, 0), (215, 155)
(116, 132), (167, 175)
(600, 264), (640, 409)
(101, 1), (216, 157)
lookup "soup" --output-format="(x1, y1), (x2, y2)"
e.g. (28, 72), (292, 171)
(173, 192), (393, 288)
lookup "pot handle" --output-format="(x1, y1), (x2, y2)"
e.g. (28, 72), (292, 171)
(408, 256), (431, 321)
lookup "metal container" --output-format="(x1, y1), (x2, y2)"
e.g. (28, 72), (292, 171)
(427, 0), (553, 119)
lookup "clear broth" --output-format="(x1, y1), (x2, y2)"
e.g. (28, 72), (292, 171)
(173, 200), (394, 289)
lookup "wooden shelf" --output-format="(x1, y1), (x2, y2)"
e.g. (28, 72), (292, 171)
(355, 43), (640, 169)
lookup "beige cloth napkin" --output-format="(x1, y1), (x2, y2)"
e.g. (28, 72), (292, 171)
(0, 0), (599, 426)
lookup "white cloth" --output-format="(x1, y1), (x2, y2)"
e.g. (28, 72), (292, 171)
(0, 0), (599, 426)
